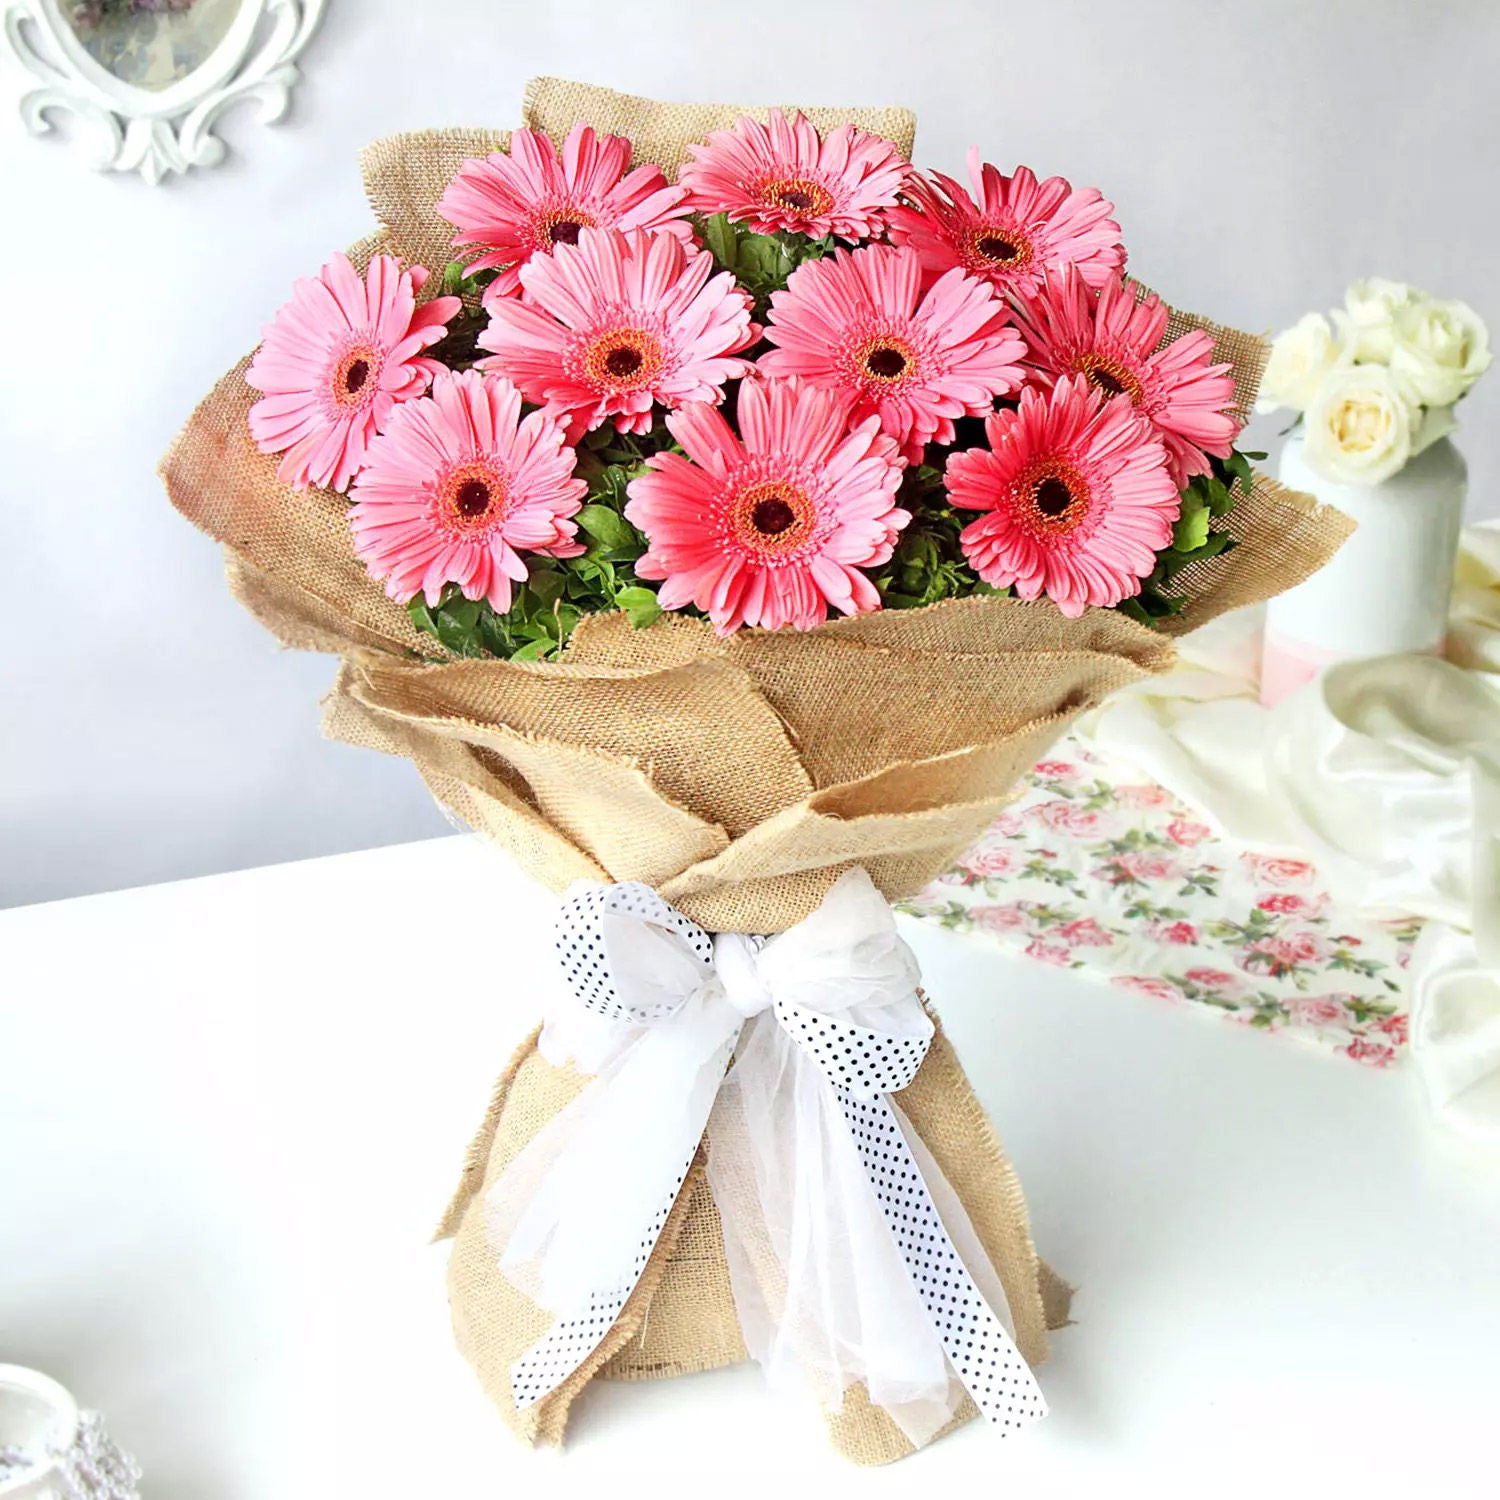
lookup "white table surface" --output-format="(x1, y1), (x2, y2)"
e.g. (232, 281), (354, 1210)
(3, 836), (1497, 1498)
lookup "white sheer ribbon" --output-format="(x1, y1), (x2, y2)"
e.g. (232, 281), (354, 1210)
(483, 868), (1047, 1441)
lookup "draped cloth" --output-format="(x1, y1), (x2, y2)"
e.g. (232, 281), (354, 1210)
(1074, 524), (1500, 1140)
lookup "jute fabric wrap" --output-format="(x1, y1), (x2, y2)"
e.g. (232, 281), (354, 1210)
(159, 77), (1354, 1464)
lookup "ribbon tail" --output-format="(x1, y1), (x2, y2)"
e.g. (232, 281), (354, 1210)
(488, 990), (741, 1410)
(509, 1148), (699, 1408)
(834, 1089), (1049, 1433)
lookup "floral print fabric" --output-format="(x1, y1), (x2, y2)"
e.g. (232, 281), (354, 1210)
(904, 745), (1421, 1068)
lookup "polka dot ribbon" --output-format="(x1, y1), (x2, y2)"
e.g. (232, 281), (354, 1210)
(503, 869), (1046, 1434)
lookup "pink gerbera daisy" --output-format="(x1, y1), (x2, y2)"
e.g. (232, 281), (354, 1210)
(477, 227), (757, 442)
(887, 151), (1124, 302)
(945, 375), (1180, 617)
(349, 369), (586, 613)
(436, 124), (694, 300)
(678, 108), (909, 240)
(625, 376), (908, 634)
(246, 252), (460, 492)
(1018, 267), (1239, 489)
(758, 243), (1026, 462)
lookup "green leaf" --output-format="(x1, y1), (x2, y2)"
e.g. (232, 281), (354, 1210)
(700, 212), (739, 269)
(736, 232), (783, 282)
(432, 610), (482, 657)
(575, 503), (637, 551)
(615, 585), (662, 630)
(407, 595), (437, 636)
(526, 568), (567, 609)
(1205, 478), (1235, 517)
(478, 608), (514, 657)
(1172, 504), (1212, 552)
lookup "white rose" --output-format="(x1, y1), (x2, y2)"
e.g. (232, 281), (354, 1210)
(1302, 363), (1417, 485)
(1388, 297), (1491, 407)
(1342, 276), (1421, 362)
(1256, 312), (1348, 413)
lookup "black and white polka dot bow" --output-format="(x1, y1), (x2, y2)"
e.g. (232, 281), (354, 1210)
(486, 867), (1047, 1441)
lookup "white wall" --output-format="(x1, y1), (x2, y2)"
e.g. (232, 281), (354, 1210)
(2, 0), (1496, 907)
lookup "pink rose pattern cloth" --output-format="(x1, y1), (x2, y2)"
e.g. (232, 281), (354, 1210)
(904, 746), (1421, 1068)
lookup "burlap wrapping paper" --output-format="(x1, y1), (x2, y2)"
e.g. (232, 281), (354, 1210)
(160, 77), (1355, 1464)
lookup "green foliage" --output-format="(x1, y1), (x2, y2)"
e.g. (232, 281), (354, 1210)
(873, 464), (1004, 609)
(401, 248), (1263, 648)
(406, 419), (671, 661)
(423, 262), (500, 372)
(1115, 447), (1264, 627)
(697, 214), (834, 323)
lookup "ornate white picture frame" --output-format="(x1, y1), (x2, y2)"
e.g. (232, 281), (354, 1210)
(2, 0), (325, 183)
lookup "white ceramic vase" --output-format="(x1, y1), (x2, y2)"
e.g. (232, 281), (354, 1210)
(0, 1366), (76, 1500)
(1261, 432), (1467, 704)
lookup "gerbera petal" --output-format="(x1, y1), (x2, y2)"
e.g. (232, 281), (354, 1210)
(1019, 266), (1243, 488)
(626, 375), (907, 635)
(437, 126), (695, 293)
(946, 375), (1179, 616)
(348, 369), (586, 609)
(246, 253), (458, 492)
(889, 156), (1125, 298)
(479, 227), (753, 438)
(761, 243), (1021, 456)
(680, 108), (909, 241)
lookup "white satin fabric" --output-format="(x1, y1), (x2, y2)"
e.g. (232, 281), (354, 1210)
(1073, 523), (1500, 1140)
(484, 868), (1029, 1442)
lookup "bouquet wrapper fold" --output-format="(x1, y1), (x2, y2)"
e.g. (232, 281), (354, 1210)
(160, 77), (1355, 1464)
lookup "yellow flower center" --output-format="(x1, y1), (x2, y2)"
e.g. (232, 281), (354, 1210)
(583, 328), (665, 390)
(1327, 398), (1391, 452)
(856, 333), (917, 384)
(758, 176), (835, 217)
(734, 480), (814, 554)
(332, 344), (380, 407)
(1075, 353), (1144, 406)
(970, 225), (1033, 271)
(539, 207), (596, 246)
(1017, 460), (1090, 536)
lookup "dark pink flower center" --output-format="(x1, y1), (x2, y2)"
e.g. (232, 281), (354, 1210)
(978, 233), (1022, 262)
(1076, 353), (1144, 406)
(455, 479), (492, 518)
(539, 206), (597, 248)
(751, 497), (797, 534)
(1034, 476), (1074, 517)
(331, 343), (381, 409)
(759, 176), (835, 218)
(734, 480), (814, 555)
(605, 347), (644, 378)
(865, 346), (908, 379)
(440, 460), (509, 532)
(583, 328), (664, 391)
(1017, 460), (1091, 537)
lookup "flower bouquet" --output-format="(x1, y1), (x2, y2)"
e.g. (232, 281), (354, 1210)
(161, 78), (1351, 1463)
(1256, 279), (1489, 702)
(1259, 277), (1489, 487)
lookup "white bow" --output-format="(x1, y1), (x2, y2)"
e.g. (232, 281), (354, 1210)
(484, 868), (1047, 1444)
